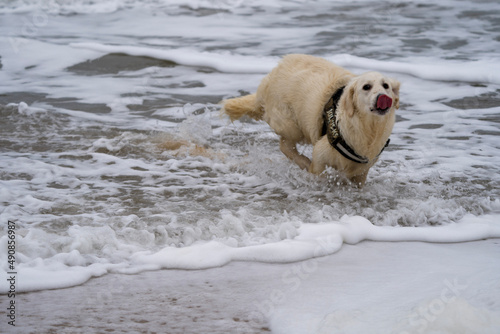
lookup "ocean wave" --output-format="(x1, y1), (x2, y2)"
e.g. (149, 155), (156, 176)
(71, 42), (500, 84)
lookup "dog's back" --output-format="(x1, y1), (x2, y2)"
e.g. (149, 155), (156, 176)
(256, 54), (354, 145)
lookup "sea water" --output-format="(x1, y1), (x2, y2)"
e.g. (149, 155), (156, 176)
(0, 0), (500, 332)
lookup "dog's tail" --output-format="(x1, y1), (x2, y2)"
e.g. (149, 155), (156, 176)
(221, 94), (264, 122)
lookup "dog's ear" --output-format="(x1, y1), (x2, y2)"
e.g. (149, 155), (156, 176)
(390, 78), (401, 109)
(340, 80), (357, 117)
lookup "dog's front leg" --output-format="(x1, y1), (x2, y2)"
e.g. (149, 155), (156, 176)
(309, 137), (332, 174)
(349, 171), (368, 188)
(279, 138), (311, 170)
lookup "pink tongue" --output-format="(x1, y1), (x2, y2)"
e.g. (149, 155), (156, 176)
(377, 94), (392, 110)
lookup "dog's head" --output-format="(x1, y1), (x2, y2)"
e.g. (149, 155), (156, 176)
(341, 72), (400, 117)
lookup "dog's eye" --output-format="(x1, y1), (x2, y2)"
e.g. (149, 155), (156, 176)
(362, 84), (372, 91)
(383, 83), (389, 89)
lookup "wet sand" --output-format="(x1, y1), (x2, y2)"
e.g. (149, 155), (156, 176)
(7, 261), (281, 334)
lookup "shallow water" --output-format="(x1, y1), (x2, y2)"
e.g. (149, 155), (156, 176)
(0, 0), (499, 294)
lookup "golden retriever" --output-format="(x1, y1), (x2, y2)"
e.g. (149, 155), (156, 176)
(222, 54), (400, 186)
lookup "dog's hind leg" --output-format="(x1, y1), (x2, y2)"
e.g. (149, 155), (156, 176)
(279, 138), (311, 170)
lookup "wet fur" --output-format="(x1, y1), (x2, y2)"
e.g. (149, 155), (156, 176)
(222, 54), (400, 187)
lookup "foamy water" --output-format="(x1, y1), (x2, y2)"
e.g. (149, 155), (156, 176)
(1, 0), (500, 332)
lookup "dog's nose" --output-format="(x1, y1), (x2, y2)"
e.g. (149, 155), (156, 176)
(376, 94), (392, 111)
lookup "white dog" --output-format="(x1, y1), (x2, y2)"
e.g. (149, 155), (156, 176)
(222, 54), (400, 186)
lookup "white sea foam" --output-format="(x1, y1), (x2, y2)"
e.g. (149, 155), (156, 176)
(1, 214), (499, 293)
(133, 214), (500, 269)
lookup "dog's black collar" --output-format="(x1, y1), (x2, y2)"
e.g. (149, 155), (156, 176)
(322, 86), (390, 164)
